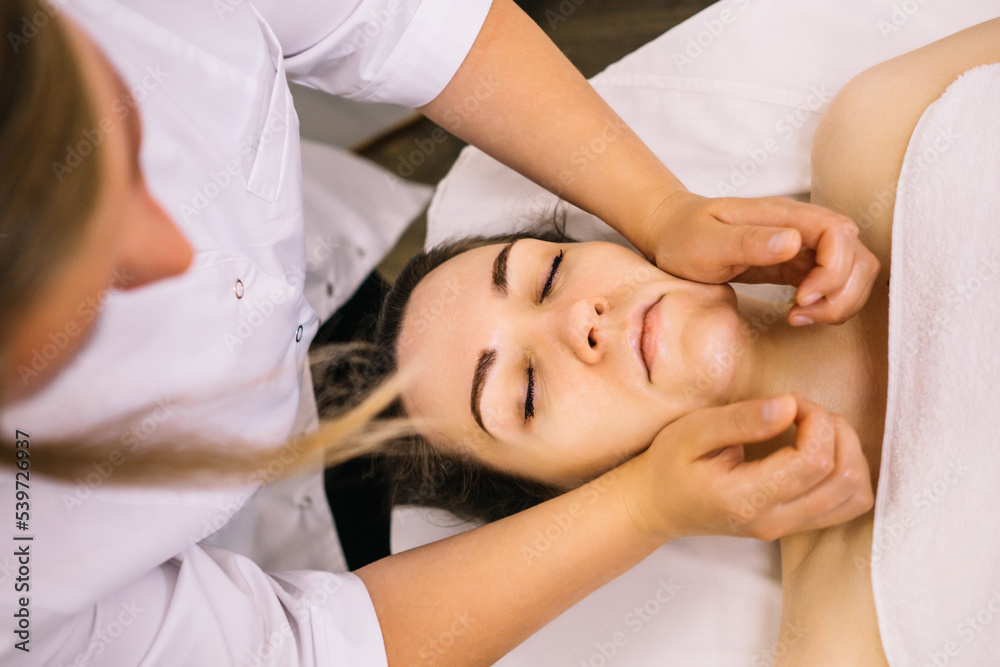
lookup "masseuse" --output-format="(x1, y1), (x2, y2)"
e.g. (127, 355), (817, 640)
(0, 0), (877, 665)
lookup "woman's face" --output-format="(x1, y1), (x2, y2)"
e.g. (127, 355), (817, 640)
(397, 239), (748, 487)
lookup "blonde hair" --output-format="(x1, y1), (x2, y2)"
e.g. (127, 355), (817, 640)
(0, 365), (409, 487)
(0, 1), (404, 486)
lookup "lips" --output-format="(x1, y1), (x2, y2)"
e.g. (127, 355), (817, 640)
(630, 295), (662, 381)
(640, 297), (663, 379)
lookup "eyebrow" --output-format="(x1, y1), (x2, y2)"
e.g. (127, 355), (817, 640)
(470, 348), (497, 436)
(492, 240), (518, 296)
(472, 240), (524, 434)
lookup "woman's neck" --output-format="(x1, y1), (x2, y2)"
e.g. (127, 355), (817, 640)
(729, 295), (882, 457)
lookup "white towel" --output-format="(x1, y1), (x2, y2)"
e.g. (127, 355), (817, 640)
(873, 63), (1000, 667)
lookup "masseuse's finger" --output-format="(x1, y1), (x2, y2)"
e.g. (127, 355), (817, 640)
(781, 206), (880, 325)
(690, 198), (807, 283)
(735, 244), (815, 287)
(793, 221), (852, 302)
(698, 196), (878, 324)
(651, 193), (804, 284)
(765, 415), (874, 533)
(679, 394), (798, 460)
(698, 220), (803, 283)
(729, 396), (837, 499)
(788, 247), (880, 325)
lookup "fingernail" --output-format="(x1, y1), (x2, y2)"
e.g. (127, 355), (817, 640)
(763, 397), (786, 422)
(790, 315), (813, 326)
(799, 292), (821, 307)
(767, 230), (797, 254)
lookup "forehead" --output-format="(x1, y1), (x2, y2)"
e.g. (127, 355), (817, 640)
(397, 244), (505, 442)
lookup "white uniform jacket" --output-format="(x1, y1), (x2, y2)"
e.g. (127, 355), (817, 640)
(0, 0), (490, 664)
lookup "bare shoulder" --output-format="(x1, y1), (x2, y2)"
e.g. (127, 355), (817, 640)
(810, 18), (1000, 278)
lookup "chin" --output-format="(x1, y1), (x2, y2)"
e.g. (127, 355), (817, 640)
(685, 298), (745, 401)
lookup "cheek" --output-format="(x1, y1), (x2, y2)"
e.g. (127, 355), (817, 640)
(5, 286), (106, 397)
(542, 382), (664, 471)
(589, 253), (658, 297)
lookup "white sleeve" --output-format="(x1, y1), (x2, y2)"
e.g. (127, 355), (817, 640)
(16, 545), (387, 667)
(252, 0), (493, 107)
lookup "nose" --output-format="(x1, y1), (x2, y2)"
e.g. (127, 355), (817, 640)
(554, 296), (609, 364)
(113, 186), (193, 290)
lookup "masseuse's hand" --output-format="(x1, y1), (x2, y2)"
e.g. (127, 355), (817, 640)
(616, 394), (874, 542)
(642, 192), (880, 326)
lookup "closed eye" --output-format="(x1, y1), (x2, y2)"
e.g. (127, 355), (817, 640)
(526, 249), (564, 422)
(524, 365), (535, 422)
(539, 249), (564, 303)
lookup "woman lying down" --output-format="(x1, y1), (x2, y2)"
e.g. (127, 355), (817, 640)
(328, 19), (1000, 666)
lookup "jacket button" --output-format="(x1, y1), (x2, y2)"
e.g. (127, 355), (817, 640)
(234, 279), (244, 299)
(295, 325), (303, 342)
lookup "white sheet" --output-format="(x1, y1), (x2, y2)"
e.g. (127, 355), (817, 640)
(873, 62), (1000, 667)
